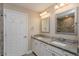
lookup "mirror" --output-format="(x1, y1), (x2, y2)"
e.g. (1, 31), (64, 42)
(41, 17), (50, 33)
(56, 9), (77, 35)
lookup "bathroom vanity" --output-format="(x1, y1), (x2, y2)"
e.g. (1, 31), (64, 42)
(33, 8), (78, 56)
(32, 35), (77, 56)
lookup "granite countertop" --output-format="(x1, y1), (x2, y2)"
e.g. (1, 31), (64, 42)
(32, 35), (77, 55)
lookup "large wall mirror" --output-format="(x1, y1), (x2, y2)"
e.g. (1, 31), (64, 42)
(41, 17), (50, 33)
(56, 8), (78, 35)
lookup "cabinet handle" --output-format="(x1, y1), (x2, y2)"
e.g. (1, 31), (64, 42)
(24, 36), (27, 38)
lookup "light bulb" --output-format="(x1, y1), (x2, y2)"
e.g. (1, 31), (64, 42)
(40, 11), (47, 16)
(60, 3), (65, 7)
(54, 5), (59, 9)
(41, 13), (50, 19)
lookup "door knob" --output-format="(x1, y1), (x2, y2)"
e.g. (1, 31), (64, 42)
(24, 36), (27, 38)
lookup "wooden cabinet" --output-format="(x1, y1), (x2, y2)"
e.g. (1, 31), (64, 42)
(32, 38), (74, 56)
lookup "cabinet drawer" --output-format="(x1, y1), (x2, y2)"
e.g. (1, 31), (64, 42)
(32, 38), (75, 56)
(46, 44), (74, 56)
(46, 44), (64, 56)
(32, 39), (41, 55)
(50, 46), (74, 56)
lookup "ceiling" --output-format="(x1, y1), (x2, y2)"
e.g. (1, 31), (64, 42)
(14, 3), (54, 12)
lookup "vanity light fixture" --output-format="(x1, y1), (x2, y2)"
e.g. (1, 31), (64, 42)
(60, 3), (65, 7)
(41, 13), (50, 19)
(54, 3), (66, 10)
(40, 11), (50, 19)
(54, 5), (59, 9)
(40, 11), (48, 16)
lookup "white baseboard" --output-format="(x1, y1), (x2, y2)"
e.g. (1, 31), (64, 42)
(26, 50), (32, 54)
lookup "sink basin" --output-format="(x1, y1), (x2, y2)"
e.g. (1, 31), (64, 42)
(37, 37), (44, 39)
(37, 37), (52, 42)
(51, 41), (67, 46)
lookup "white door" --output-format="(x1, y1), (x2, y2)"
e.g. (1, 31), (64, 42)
(4, 9), (28, 56)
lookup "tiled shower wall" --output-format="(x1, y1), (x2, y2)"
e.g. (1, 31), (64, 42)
(0, 3), (3, 56)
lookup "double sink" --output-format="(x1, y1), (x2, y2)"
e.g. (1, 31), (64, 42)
(51, 37), (77, 46)
(33, 35), (77, 54)
(35, 35), (77, 47)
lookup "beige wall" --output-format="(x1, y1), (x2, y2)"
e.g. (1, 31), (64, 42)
(4, 3), (40, 51)
(40, 3), (79, 40)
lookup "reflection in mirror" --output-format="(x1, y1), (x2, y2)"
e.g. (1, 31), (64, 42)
(56, 9), (77, 35)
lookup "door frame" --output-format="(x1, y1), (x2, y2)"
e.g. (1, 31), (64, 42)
(3, 8), (29, 56)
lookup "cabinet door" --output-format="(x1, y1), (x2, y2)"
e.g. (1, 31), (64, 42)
(32, 39), (52, 56)
(40, 42), (52, 56)
(46, 44), (65, 56)
(32, 39), (41, 55)
(32, 39), (37, 54)
(38, 42), (44, 56)
(46, 44), (75, 56)
(34, 40), (46, 56)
